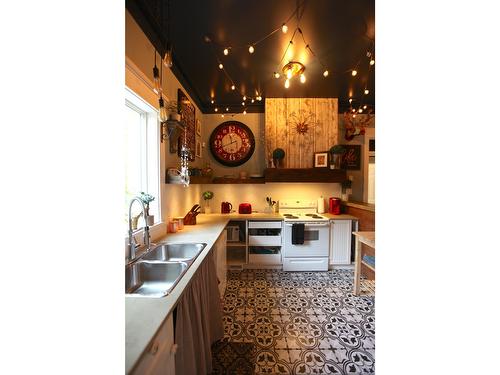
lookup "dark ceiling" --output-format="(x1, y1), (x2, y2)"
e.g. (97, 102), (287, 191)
(126, 0), (375, 114)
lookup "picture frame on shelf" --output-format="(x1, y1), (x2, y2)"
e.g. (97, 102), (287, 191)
(313, 151), (329, 168)
(340, 144), (361, 170)
(195, 138), (202, 158)
(196, 118), (201, 136)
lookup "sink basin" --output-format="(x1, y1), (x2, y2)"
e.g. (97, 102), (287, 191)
(125, 261), (188, 298)
(141, 242), (206, 262)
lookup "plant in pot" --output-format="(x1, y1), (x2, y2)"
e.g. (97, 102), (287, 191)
(202, 190), (214, 214)
(166, 100), (181, 121)
(272, 148), (285, 168)
(329, 145), (345, 169)
(139, 192), (155, 225)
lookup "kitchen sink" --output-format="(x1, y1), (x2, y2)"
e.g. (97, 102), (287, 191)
(125, 261), (188, 298)
(141, 242), (206, 262)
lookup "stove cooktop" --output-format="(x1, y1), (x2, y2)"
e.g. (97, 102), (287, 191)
(280, 213), (329, 222)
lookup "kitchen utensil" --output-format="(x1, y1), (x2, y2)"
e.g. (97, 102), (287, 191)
(238, 203), (252, 214)
(329, 197), (341, 215)
(221, 202), (232, 214)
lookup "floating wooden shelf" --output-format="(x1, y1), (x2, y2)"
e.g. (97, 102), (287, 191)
(211, 177), (265, 184)
(264, 168), (346, 183)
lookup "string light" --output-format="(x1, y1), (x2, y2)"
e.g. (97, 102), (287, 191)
(323, 70), (329, 77)
(243, 110), (247, 115)
(363, 105), (367, 109)
(352, 108), (356, 113)
(251, 99), (255, 103)
(349, 98), (353, 104)
(284, 79), (290, 88)
(226, 107), (229, 111)
(274, 72), (280, 79)
(242, 102), (245, 105)
(221, 114), (224, 118)
(243, 95), (246, 101)
(214, 107), (218, 112)
(370, 58), (375, 65)
(223, 48), (229, 55)
(231, 84), (235, 90)
(364, 89), (369, 95)
(282, 24), (288, 33)
(248, 45), (255, 54)
(358, 108), (363, 113)
(211, 99), (215, 104)
(351, 70), (358, 76)
(300, 73), (306, 83)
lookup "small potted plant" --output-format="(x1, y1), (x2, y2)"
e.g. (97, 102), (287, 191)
(166, 100), (181, 121)
(202, 190), (214, 214)
(139, 192), (155, 225)
(272, 148), (285, 168)
(265, 196), (277, 213)
(329, 145), (345, 169)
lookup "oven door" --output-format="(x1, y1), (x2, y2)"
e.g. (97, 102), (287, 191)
(283, 222), (330, 257)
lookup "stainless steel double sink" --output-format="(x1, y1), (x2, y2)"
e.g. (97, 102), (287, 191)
(125, 243), (206, 298)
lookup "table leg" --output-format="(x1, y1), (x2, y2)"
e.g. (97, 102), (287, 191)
(353, 237), (361, 295)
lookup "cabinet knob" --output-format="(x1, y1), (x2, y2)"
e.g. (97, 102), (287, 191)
(149, 341), (159, 355)
(170, 343), (179, 355)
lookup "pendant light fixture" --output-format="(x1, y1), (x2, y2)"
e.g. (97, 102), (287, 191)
(162, 0), (173, 68)
(153, 51), (161, 94)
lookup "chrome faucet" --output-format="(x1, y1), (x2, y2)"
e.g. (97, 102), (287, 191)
(127, 197), (151, 261)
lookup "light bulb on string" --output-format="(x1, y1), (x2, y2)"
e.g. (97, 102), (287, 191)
(153, 65), (161, 94)
(363, 105), (367, 109)
(358, 108), (363, 113)
(349, 98), (353, 104)
(211, 99), (215, 104)
(223, 48), (229, 56)
(214, 108), (218, 112)
(163, 43), (173, 68)
(351, 70), (357, 76)
(353, 114), (356, 118)
(158, 96), (168, 122)
(243, 95), (246, 101)
(257, 96), (262, 101)
(231, 84), (235, 90)
(282, 24), (288, 33)
(286, 70), (293, 79)
(251, 99), (255, 103)
(352, 108), (356, 113)
(285, 79), (290, 89)
(370, 59), (375, 66)
(364, 89), (369, 95)
(274, 72), (280, 79)
(242, 102), (245, 106)
(323, 70), (329, 77)
(243, 110), (247, 115)
(248, 45), (255, 54)
(221, 114), (224, 118)
(219, 63), (223, 69)
(226, 107), (229, 112)
(300, 74), (306, 83)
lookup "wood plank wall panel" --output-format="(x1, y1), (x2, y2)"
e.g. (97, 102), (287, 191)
(265, 98), (339, 168)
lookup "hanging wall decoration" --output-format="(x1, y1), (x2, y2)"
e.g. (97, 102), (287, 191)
(177, 89), (196, 161)
(340, 145), (362, 170)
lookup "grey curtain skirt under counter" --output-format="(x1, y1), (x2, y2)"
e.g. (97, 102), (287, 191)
(174, 249), (223, 375)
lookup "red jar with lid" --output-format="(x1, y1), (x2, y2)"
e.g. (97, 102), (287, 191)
(329, 197), (341, 215)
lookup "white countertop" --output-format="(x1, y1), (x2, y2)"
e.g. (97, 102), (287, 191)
(125, 212), (286, 373)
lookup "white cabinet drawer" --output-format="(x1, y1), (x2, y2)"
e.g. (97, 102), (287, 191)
(248, 235), (282, 246)
(249, 253), (282, 265)
(248, 221), (282, 229)
(283, 257), (329, 271)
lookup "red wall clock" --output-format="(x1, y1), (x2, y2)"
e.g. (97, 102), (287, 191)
(209, 121), (255, 167)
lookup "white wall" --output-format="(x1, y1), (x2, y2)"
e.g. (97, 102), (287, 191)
(125, 11), (202, 225)
(199, 182), (342, 213)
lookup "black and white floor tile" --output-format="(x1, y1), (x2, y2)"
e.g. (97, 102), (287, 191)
(220, 269), (375, 374)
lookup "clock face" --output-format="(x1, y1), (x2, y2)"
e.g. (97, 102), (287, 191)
(209, 121), (255, 167)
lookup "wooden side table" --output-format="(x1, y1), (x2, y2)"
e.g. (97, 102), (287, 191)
(353, 231), (375, 295)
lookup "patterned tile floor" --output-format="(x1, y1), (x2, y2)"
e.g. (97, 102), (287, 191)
(221, 269), (375, 374)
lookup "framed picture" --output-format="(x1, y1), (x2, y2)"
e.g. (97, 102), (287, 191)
(196, 118), (201, 136)
(314, 151), (329, 168)
(195, 138), (202, 158)
(341, 144), (361, 170)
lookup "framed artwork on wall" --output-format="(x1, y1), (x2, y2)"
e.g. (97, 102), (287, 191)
(195, 138), (202, 158)
(196, 119), (201, 136)
(177, 89), (195, 161)
(314, 151), (329, 168)
(341, 144), (361, 170)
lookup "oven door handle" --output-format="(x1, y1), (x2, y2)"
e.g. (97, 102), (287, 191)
(284, 223), (329, 227)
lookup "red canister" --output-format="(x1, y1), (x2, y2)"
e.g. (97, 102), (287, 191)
(329, 197), (341, 215)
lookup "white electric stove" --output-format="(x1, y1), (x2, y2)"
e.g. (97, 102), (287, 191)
(280, 199), (330, 271)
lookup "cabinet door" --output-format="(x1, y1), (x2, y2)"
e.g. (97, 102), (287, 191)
(329, 220), (352, 265)
(215, 231), (227, 297)
(132, 314), (175, 375)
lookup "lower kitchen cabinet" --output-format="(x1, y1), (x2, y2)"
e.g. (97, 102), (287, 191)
(329, 220), (353, 265)
(214, 230), (227, 297)
(247, 221), (283, 265)
(132, 314), (176, 375)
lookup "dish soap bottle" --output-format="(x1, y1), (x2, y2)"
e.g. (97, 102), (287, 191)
(317, 196), (325, 214)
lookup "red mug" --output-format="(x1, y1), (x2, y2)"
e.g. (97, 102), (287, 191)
(221, 202), (232, 214)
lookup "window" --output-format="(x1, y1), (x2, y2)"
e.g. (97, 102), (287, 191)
(125, 88), (160, 229)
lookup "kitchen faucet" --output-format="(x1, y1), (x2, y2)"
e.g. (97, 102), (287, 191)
(127, 196), (151, 262)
